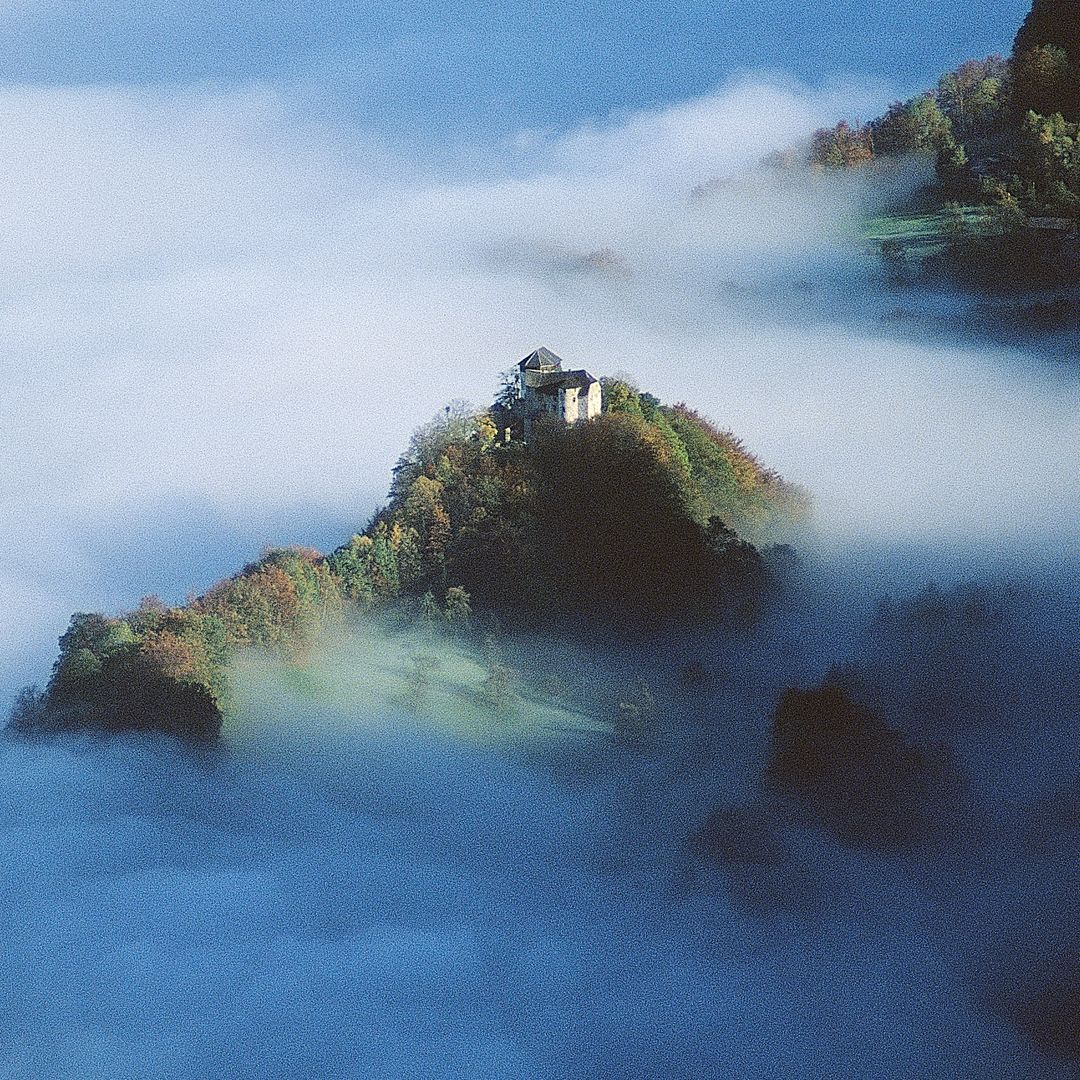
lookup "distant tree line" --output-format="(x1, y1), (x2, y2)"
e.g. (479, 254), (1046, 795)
(805, 0), (1080, 223)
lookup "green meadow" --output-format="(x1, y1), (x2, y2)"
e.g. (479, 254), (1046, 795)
(226, 625), (610, 748)
(863, 204), (985, 260)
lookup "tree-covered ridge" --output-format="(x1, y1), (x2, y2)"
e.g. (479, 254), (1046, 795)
(602, 379), (806, 539)
(330, 377), (805, 621)
(805, 1), (1080, 241)
(12, 547), (346, 741)
(12, 376), (805, 741)
(662, 404), (805, 542)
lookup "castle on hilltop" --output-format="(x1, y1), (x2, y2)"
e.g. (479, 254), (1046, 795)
(515, 347), (601, 438)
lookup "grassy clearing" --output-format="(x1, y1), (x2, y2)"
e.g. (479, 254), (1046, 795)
(224, 623), (610, 748)
(863, 205), (985, 259)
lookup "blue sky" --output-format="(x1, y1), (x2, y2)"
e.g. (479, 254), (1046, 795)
(0, 0), (1031, 134)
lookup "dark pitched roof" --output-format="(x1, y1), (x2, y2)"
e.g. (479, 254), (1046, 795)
(524, 370), (569, 392)
(523, 367), (598, 393)
(518, 346), (564, 372)
(559, 369), (598, 389)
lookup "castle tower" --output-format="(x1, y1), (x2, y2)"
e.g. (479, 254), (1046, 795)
(516, 347), (602, 438)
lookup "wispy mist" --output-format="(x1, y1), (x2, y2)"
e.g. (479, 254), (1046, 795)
(3, 587), (1076, 1079)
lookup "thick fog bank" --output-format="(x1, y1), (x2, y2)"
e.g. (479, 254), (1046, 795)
(0, 717), (1050, 1076)
(4, 76), (1079, 697)
(3, 67), (1078, 1079)
(2, 547), (1077, 1078)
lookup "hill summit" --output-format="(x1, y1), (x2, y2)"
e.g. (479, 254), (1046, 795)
(11, 354), (806, 741)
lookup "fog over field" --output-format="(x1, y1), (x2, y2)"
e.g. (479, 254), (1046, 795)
(2, 73), (1079, 1078)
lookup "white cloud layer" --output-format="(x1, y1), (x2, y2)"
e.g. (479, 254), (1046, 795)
(1, 76), (1077, 690)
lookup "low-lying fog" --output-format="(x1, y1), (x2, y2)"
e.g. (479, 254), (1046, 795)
(1, 76), (1078, 1078)
(4, 574), (1078, 1078)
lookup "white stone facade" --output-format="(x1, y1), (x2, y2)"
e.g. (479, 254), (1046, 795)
(516, 347), (601, 438)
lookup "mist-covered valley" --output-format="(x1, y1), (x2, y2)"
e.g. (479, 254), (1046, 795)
(3, 22), (1080, 1078)
(5, 551), (1077, 1078)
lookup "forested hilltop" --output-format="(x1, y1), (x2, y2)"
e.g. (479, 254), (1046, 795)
(800, 0), (1080, 291)
(10, 373), (805, 742)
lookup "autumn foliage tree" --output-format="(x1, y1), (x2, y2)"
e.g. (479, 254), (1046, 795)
(808, 121), (875, 169)
(20, 547), (344, 740)
(31, 611), (223, 740)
